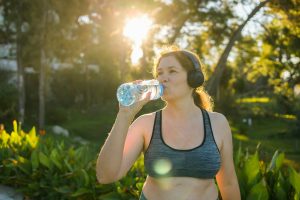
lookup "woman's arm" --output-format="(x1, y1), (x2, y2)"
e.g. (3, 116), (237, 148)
(96, 94), (150, 184)
(215, 114), (241, 200)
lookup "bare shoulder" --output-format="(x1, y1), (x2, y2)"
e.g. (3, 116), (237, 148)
(133, 112), (156, 125)
(132, 111), (158, 150)
(207, 111), (229, 127)
(206, 111), (232, 149)
(130, 111), (156, 132)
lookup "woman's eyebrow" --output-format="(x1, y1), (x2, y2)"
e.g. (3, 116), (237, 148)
(157, 66), (177, 71)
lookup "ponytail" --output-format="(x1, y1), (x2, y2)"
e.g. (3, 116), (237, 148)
(192, 87), (214, 111)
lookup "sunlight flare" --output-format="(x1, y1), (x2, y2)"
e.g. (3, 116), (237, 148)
(123, 15), (153, 64)
(131, 45), (144, 65)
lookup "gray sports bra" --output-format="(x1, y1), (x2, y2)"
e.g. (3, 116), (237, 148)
(144, 108), (221, 179)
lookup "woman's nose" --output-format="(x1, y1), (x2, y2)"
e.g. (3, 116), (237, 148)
(159, 74), (168, 83)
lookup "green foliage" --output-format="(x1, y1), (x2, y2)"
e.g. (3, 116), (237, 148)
(0, 121), (117, 199)
(233, 96), (300, 120)
(235, 146), (300, 200)
(115, 156), (146, 199)
(1, 121), (300, 199)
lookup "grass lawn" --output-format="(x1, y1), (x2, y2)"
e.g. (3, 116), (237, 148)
(57, 100), (164, 146)
(231, 115), (300, 170)
(58, 105), (118, 146)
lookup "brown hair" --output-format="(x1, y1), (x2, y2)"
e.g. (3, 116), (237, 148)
(153, 46), (214, 111)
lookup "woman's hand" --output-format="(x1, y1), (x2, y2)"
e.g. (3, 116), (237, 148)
(118, 79), (151, 119)
(118, 91), (151, 119)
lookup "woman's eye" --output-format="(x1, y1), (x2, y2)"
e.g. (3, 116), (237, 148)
(170, 70), (176, 73)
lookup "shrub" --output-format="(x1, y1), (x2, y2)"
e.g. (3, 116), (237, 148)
(1, 121), (299, 199)
(235, 144), (300, 199)
(0, 121), (117, 199)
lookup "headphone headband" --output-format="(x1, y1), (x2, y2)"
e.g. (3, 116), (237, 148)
(181, 51), (201, 71)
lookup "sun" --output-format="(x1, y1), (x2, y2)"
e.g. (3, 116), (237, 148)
(123, 15), (153, 64)
(123, 15), (153, 44)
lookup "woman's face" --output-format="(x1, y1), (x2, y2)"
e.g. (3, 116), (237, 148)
(157, 55), (192, 101)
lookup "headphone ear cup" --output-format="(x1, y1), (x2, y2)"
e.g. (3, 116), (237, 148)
(188, 70), (204, 88)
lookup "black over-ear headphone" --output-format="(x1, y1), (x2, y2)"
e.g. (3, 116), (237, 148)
(181, 51), (204, 88)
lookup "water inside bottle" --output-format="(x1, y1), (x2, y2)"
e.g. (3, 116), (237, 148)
(116, 83), (136, 106)
(117, 80), (163, 106)
(150, 84), (164, 99)
(139, 80), (162, 100)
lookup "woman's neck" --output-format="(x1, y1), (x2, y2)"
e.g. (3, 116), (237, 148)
(163, 97), (200, 120)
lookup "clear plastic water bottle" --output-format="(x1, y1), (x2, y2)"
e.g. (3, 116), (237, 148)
(116, 79), (164, 106)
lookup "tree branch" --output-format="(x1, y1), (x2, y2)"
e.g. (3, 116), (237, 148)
(206, 0), (271, 99)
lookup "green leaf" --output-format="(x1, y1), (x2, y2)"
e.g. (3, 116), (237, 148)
(54, 186), (72, 194)
(289, 167), (300, 194)
(64, 159), (73, 172)
(136, 182), (143, 191)
(246, 179), (269, 200)
(81, 169), (90, 187)
(50, 149), (62, 170)
(275, 181), (287, 200)
(244, 151), (260, 187)
(39, 152), (50, 169)
(17, 163), (31, 175)
(99, 191), (121, 200)
(31, 149), (39, 170)
(17, 156), (31, 174)
(234, 142), (243, 166)
(275, 153), (284, 170)
(70, 188), (91, 197)
(268, 150), (285, 171)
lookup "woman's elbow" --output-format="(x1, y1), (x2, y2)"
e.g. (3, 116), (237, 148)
(96, 169), (122, 184)
(97, 176), (114, 184)
(96, 172), (117, 184)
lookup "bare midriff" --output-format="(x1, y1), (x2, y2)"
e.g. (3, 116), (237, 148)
(142, 176), (218, 200)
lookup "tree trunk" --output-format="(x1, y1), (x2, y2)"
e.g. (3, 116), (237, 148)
(16, 1), (25, 124)
(39, 0), (48, 130)
(17, 40), (25, 124)
(206, 0), (271, 99)
(39, 48), (46, 130)
(168, 14), (189, 44)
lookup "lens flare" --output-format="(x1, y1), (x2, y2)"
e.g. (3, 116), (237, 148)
(123, 15), (153, 43)
(131, 45), (143, 65)
(123, 15), (153, 64)
(153, 159), (172, 175)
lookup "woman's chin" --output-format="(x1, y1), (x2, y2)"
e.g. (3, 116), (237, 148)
(161, 95), (173, 102)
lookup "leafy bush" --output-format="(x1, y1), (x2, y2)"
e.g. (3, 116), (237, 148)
(1, 121), (299, 199)
(0, 121), (118, 199)
(235, 144), (300, 200)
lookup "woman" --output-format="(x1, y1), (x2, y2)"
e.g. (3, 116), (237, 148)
(96, 47), (241, 200)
